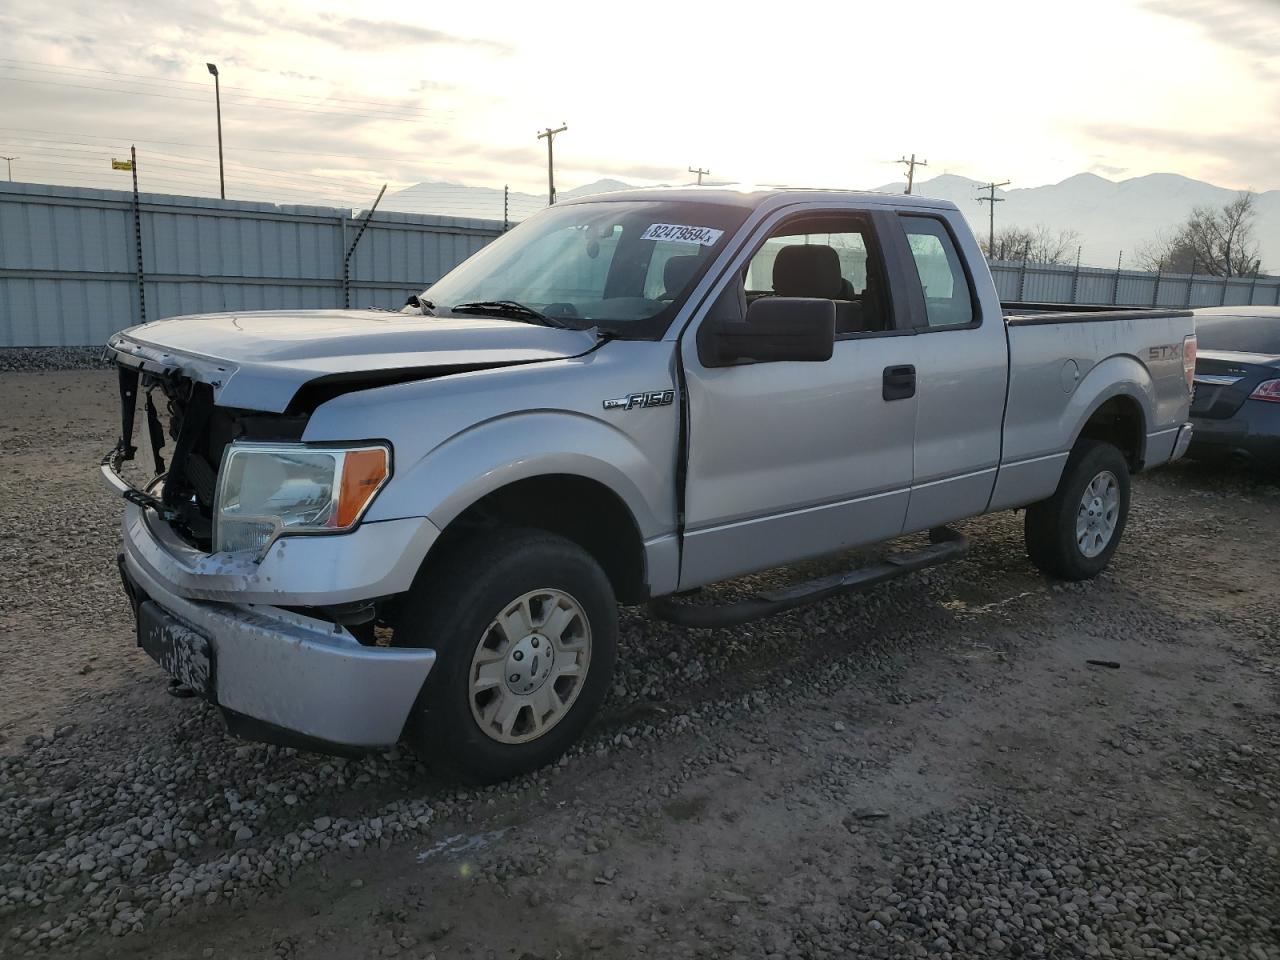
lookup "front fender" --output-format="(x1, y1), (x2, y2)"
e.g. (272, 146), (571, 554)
(362, 410), (672, 540)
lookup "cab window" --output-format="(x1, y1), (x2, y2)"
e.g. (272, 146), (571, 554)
(900, 216), (976, 328)
(740, 216), (892, 335)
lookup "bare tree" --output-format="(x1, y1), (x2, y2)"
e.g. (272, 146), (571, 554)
(1138, 192), (1262, 277)
(980, 225), (1081, 265)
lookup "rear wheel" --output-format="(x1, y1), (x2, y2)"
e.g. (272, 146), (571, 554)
(1024, 439), (1131, 581)
(396, 528), (617, 783)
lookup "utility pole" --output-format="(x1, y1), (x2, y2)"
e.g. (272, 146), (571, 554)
(1, 156), (16, 181)
(537, 124), (567, 205)
(975, 180), (1010, 257)
(897, 153), (927, 195)
(688, 166), (710, 185)
(206, 63), (225, 199)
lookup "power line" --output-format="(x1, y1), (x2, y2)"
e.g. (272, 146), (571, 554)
(7, 144), (394, 200)
(9, 151), (377, 204)
(0, 126), (461, 168)
(0, 73), (452, 125)
(3, 136), (422, 193)
(0, 60), (455, 120)
(0, 57), (455, 115)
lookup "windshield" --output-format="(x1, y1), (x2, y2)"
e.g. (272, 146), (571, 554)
(422, 200), (748, 339)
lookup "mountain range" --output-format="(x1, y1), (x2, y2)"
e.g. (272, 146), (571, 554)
(385, 173), (1279, 271)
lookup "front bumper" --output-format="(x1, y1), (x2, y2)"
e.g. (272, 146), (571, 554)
(109, 473), (442, 749)
(119, 546), (437, 749)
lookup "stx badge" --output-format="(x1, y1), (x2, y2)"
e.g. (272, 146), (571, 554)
(603, 390), (675, 411)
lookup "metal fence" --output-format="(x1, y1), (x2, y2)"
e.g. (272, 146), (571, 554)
(0, 181), (504, 347)
(4, 180), (1279, 347)
(989, 259), (1280, 309)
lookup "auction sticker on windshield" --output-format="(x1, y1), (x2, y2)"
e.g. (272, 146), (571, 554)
(640, 223), (725, 246)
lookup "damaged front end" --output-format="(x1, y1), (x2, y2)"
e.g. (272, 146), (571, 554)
(101, 348), (440, 753)
(102, 360), (306, 551)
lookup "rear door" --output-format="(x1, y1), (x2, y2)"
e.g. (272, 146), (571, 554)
(892, 213), (1009, 531)
(677, 207), (920, 589)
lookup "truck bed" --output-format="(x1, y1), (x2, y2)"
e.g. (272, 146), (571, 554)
(988, 302), (1195, 513)
(1002, 302), (1193, 326)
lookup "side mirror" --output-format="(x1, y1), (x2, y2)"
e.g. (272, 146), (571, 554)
(702, 297), (835, 367)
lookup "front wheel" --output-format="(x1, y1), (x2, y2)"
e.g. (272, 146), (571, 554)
(396, 529), (617, 783)
(1024, 439), (1131, 581)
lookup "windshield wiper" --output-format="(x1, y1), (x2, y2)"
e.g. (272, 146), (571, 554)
(449, 300), (580, 329)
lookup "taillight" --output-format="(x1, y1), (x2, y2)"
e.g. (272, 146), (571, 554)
(1250, 379), (1280, 403)
(1183, 334), (1197, 393)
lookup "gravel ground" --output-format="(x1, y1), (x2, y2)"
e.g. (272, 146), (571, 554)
(0, 348), (112, 372)
(1, 365), (1278, 960)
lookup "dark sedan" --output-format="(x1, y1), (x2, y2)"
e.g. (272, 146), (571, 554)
(1187, 306), (1280, 471)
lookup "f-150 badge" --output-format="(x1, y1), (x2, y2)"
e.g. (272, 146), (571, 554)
(603, 390), (675, 411)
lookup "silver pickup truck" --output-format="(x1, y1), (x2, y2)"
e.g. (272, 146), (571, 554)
(102, 187), (1196, 781)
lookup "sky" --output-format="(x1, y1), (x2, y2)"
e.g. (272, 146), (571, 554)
(0, 0), (1277, 212)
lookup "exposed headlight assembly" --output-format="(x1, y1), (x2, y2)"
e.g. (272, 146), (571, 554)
(213, 443), (391, 556)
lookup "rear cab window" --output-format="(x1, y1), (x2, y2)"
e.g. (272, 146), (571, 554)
(900, 215), (977, 329)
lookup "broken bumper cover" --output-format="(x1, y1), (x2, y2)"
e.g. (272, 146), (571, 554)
(111, 490), (441, 749)
(107, 473), (440, 606)
(120, 547), (437, 749)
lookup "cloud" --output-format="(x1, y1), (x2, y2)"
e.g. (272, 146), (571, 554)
(260, 12), (513, 53)
(1139, 0), (1280, 70)
(1080, 122), (1280, 190)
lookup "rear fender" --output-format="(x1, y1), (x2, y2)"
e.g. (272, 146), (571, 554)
(1062, 356), (1155, 462)
(991, 355), (1154, 511)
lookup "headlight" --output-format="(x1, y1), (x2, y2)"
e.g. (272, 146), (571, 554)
(213, 443), (390, 555)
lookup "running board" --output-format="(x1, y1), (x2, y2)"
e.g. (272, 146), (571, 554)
(648, 526), (968, 629)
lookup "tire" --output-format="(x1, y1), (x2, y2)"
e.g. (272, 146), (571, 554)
(396, 528), (617, 784)
(1024, 439), (1131, 581)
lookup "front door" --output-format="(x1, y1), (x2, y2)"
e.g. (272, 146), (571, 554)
(678, 209), (919, 589)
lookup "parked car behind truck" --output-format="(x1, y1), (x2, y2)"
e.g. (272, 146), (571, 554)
(1186, 305), (1280, 472)
(101, 187), (1196, 782)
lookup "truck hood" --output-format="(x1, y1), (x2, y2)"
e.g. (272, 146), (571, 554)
(107, 309), (601, 413)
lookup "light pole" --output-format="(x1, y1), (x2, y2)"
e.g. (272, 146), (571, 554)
(537, 124), (567, 205)
(206, 62), (225, 199)
(1, 156), (16, 181)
